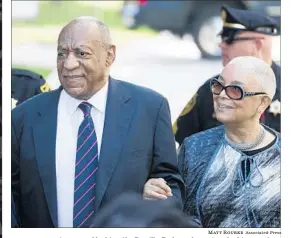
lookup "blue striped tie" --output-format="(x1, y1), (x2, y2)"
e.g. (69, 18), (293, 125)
(73, 102), (98, 228)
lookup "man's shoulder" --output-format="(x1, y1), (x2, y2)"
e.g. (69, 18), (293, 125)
(115, 79), (166, 103)
(12, 89), (58, 117)
(12, 69), (45, 85)
(272, 60), (280, 68)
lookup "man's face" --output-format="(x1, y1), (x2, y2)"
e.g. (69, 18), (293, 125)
(57, 22), (115, 100)
(213, 64), (266, 125)
(219, 31), (260, 67)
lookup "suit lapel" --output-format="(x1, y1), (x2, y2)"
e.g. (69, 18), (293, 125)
(33, 88), (62, 227)
(32, 81), (134, 220)
(95, 78), (134, 210)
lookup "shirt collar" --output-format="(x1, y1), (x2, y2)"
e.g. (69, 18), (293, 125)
(63, 80), (109, 115)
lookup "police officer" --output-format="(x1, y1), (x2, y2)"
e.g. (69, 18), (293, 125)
(173, 6), (281, 145)
(10, 68), (50, 226)
(12, 68), (51, 109)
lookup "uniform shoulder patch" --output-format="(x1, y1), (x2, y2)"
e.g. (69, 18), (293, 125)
(173, 93), (198, 134)
(172, 121), (178, 134)
(40, 82), (51, 93)
(179, 93), (197, 117)
(172, 93), (198, 134)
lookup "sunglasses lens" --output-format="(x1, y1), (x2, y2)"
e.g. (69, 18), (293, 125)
(226, 86), (243, 100)
(222, 36), (233, 45)
(210, 79), (223, 95)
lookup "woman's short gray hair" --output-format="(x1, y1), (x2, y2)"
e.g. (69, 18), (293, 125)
(227, 56), (276, 100)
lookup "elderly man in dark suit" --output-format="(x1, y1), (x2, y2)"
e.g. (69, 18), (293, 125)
(11, 16), (184, 228)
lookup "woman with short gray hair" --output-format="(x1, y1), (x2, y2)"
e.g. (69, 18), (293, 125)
(143, 56), (280, 228)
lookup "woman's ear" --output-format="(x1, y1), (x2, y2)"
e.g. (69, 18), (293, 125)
(258, 96), (271, 114)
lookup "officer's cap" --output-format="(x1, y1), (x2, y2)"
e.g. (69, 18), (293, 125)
(220, 5), (279, 37)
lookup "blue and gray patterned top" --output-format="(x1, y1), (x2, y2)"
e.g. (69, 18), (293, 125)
(178, 125), (280, 228)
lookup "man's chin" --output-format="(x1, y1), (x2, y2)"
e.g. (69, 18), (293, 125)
(64, 87), (87, 100)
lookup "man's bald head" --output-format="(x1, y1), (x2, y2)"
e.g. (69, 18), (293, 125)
(58, 16), (112, 46)
(240, 31), (273, 59)
(219, 30), (274, 67)
(57, 16), (116, 100)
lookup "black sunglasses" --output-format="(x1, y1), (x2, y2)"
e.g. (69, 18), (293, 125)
(210, 78), (267, 100)
(221, 35), (265, 45)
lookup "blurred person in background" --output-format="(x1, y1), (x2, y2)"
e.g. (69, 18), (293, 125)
(144, 56), (281, 228)
(11, 68), (51, 109)
(91, 192), (196, 228)
(173, 6), (281, 145)
(11, 16), (184, 228)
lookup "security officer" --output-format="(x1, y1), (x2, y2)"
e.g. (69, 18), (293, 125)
(10, 69), (51, 226)
(173, 6), (281, 145)
(12, 68), (51, 109)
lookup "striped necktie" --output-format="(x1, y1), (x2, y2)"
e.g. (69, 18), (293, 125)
(73, 102), (99, 227)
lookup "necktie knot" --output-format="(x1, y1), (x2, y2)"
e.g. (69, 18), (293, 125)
(78, 102), (92, 117)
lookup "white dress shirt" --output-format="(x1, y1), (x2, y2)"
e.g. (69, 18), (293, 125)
(56, 81), (108, 227)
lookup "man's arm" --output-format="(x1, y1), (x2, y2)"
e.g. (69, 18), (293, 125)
(149, 97), (185, 208)
(11, 192), (19, 227)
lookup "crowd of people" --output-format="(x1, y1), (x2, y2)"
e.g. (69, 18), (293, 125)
(10, 6), (281, 228)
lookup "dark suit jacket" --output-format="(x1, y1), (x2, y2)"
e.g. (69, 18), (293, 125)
(11, 77), (185, 228)
(11, 193), (18, 228)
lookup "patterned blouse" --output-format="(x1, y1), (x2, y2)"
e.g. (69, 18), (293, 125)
(178, 125), (280, 228)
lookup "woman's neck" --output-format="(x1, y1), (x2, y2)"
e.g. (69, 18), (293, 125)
(225, 121), (262, 144)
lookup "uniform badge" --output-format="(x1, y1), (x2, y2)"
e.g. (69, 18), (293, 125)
(221, 10), (227, 23)
(269, 99), (281, 116)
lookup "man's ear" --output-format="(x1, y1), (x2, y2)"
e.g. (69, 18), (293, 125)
(255, 38), (263, 51)
(106, 45), (116, 67)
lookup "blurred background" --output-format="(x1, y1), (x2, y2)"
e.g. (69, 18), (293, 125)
(12, 1), (280, 122)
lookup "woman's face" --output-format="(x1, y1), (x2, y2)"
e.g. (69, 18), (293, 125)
(213, 65), (266, 125)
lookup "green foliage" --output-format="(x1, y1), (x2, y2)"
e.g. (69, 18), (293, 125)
(12, 65), (53, 78)
(13, 2), (103, 27)
(12, 1), (156, 34)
